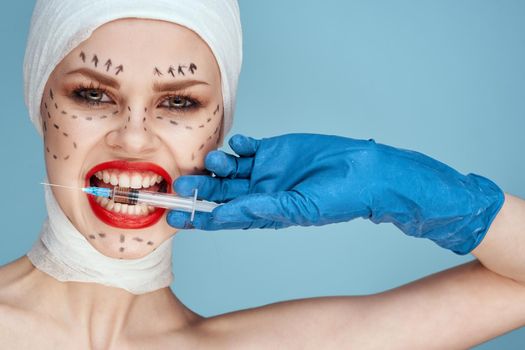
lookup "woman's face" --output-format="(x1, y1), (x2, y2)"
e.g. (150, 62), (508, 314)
(41, 18), (223, 259)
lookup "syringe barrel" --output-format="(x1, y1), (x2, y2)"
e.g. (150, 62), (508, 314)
(111, 187), (218, 213)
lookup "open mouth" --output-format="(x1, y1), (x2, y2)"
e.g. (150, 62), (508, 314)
(85, 160), (172, 229)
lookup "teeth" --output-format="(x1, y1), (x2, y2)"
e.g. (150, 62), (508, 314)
(114, 203), (122, 213)
(103, 170), (111, 183)
(142, 176), (151, 188)
(130, 173), (142, 189)
(96, 169), (164, 189)
(118, 172), (130, 188)
(94, 196), (155, 217)
(110, 173), (119, 186)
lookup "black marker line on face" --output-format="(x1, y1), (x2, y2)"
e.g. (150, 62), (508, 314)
(213, 104), (220, 115)
(104, 59), (112, 72)
(133, 237), (143, 242)
(127, 106), (131, 112)
(62, 132), (69, 137)
(185, 126), (193, 130)
(43, 121), (47, 132)
(50, 89), (54, 100)
(178, 65), (186, 76)
(147, 241), (154, 246)
(120, 234), (125, 243)
(199, 124), (204, 128)
(143, 117), (146, 123)
(73, 142), (77, 149)
(86, 116), (93, 121)
(168, 66), (176, 77)
(92, 54), (99, 68)
(207, 118), (212, 123)
(113, 110), (119, 115)
(71, 115), (78, 119)
(115, 65), (124, 75)
(98, 233), (106, 238)
(54, 103), (58, 109)
(144, 107), (147, 112)
(88, 235), (96, 240)
(119, 247), (125, 253)
(53, 154), (57, 160)
(47, 112), (51, 119)
(154, 67), (163, 76)
(80, 51), (86, 63)
(64, 155), (70, 160)
(156, 116), (163, 120)
(144, 127), (147, 132)
(198, 144), (204, 151)
(53, 124), (59, 130)
(189, 63), (197, 74)
(46, 147), (50, 153)
(100, 115), (107, 119)
(61, 110), (67, 115)
(44, 103), (48, 110)
(127, 116), (131, 122)
(170, 120), (178, 125)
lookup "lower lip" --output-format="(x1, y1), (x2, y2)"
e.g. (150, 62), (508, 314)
(85, 161), (172, 230)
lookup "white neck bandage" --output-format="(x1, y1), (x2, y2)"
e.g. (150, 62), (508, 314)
(23, 0), (242, 294)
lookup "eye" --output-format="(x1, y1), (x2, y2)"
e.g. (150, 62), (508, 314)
(160, 95), (198, 110)
(71, 83), (114, 107)
(76, 88), (112, 104)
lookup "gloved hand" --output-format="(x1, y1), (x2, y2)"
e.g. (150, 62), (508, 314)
(167, 133), (504, 255)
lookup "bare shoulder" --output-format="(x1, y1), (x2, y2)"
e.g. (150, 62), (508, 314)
(0, 257), (71, 348)
(195, 261), (525, 350)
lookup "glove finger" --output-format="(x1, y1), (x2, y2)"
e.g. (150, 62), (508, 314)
(229, 134), (261, 157)
(205, 150), (254, 178)
(212, 192), (311, 226)
(166, 210), (259, 230)
(174, 175), (249, 202)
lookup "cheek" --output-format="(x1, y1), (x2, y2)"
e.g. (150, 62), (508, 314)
(42, 88), (119, 167)
(155, 103), (223, 173)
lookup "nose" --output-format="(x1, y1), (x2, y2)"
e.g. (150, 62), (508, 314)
(105, 105), (161, 157)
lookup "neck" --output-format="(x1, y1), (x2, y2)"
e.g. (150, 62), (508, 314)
(16, 257), (201, 347)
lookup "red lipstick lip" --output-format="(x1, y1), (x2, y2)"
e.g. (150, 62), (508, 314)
(84, 161), (173, 230)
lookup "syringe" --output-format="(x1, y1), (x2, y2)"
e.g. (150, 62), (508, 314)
(84, 186), (219, 220)
(41, 183), (219, 221)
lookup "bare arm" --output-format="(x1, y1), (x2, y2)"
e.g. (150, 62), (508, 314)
(472, 193), (525, 285)
(208, 260), (525, 349)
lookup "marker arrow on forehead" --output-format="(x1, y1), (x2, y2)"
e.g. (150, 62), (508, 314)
(92, 55), (99, 67)
(104, 59), (112, 72)
(115, 65), (124, 75)
(189, 63), (197, 74)
(168, 66), (176, 77)
(79, 51), (86, 63)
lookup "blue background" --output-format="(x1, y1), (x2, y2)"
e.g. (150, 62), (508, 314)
(1, 1), (524, 348)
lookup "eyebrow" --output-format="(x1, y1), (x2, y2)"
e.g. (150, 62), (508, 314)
(66, 67), (210, 91)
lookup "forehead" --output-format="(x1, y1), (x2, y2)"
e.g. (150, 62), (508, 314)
(57, 18), (219, 80)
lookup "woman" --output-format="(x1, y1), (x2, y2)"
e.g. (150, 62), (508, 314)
(1, 1), (524, 349)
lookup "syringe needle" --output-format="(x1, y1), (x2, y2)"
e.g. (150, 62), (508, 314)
(40, 182), (82, 190)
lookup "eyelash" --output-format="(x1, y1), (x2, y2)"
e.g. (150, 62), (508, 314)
(70, 82), (201, 112)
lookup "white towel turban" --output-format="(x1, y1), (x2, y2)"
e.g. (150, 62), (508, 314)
(24, 0), (243, 137)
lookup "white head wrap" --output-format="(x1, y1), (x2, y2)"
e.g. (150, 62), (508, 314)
(24, 0), (242, 137)
(23, 0), (242, 294)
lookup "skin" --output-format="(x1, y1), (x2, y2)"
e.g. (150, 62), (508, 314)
(0, 18), (524, 350)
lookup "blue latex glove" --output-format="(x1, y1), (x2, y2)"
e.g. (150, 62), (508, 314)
(167, 133), (504, 255)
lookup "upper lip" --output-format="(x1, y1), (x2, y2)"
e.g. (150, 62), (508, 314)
(85, 160), (173, 189)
